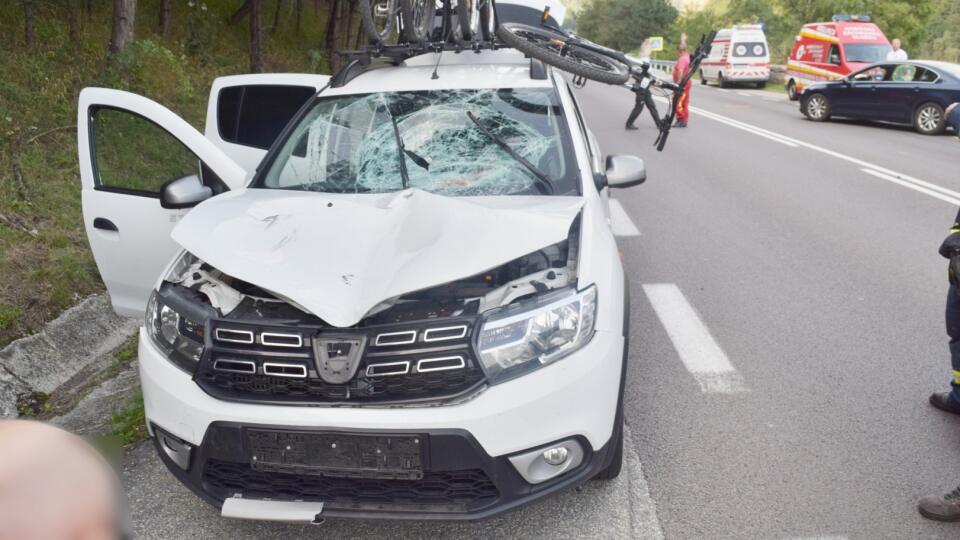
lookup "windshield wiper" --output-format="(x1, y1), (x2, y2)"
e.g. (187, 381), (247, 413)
(466, 111), (555, 195)
(380, 103), (430, 190)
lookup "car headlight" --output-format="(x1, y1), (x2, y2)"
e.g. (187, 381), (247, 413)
(477, 285), (597, 384)
(146, 289), (206, 374)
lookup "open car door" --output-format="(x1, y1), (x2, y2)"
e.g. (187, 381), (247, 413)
(205, 74), (329, 177)
(78, 88), (246, 318)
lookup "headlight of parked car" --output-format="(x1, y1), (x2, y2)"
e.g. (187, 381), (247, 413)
(145, 289), (206, 374)
(477, 285), (597, 384)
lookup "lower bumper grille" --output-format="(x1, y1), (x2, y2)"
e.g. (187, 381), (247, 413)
(203, 460), (499, 512)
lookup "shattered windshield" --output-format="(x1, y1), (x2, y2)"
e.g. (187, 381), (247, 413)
(256, 88), (579, 196)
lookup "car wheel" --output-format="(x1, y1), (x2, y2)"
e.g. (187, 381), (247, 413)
(595, 417), (623, 481)
(700, 70), (707, 85)
(718, 73), (727, 88)
(804, 93), (830, 121)
(787, 80), (798, 101)
(756, 81), (766, 89)
(914, 102), (946, 135)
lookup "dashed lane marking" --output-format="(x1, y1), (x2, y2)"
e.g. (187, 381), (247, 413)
(642, 283), (749, 394)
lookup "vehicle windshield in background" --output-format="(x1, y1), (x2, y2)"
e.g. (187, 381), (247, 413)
(843, 44), (892, 63)
(731, 42), (766, 57)
(257, 88), (579, 196)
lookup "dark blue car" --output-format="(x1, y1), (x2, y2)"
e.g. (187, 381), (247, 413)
(800, 60), (960, 135)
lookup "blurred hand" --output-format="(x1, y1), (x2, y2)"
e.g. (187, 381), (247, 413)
(0, 421), (123, 540)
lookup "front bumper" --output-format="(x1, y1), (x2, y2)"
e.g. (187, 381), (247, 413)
(139, 326), (624, 520)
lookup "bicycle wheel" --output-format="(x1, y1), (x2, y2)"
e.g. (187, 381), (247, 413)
(440, 0), (469, 42)
(400, 0), (435, 44)
(361, 0), (397, 44)
(497, 23), (629, 85)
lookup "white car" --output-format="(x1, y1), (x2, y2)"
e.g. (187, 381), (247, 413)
(77, 49), (645, 522)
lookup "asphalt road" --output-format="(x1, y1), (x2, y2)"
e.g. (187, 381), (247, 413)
(120, 80), (960, 539)
(586, 80), (960, 538)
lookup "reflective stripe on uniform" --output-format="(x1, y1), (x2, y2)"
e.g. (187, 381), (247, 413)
(952, 370), (960, 384)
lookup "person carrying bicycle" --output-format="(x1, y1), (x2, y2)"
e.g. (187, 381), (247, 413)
(625, 39), (662, 131)
(673, 42), (692, 128)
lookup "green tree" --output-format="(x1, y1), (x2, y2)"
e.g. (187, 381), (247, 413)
(921, 0), (960, 62)
(577, 0), (677, 52)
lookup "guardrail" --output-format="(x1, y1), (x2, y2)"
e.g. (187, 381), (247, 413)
(650, 59), (676, 75)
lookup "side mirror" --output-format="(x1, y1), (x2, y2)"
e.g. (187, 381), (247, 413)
(599, 155), (646, 190)
(842, 77), (852, 86)
(160, 174), (212, 209)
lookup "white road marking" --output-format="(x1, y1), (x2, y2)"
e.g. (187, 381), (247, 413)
(717, 88), (731, 93)
(609, 198), (641, 236)
(861, 168), (960, 205)
(694, 107), (799, 147)
(737, 91), (753, 97)
(652, 95), (797, 147)
(642, 284), (749, 394)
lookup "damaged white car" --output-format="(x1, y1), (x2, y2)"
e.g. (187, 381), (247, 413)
(77, 49), (645, 522)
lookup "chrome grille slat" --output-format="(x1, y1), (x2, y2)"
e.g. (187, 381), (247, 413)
(260, 332), (303, 348)
(422, 325), (468, 342)
(416, 356), (466, 373)
(215, 328), (255, 344)
(262, 362), (308, 378)
(213, 359), (257, 374)
(365, 361), (411, 377)
(375, 330), (417, 346)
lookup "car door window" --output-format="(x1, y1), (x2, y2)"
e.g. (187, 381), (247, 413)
(217, 85), (316, 150)
(91, 108), (202, 196)
(827, 45), (841, 65)
(851, 66), (891, 82)
(890, 65), (938, 83)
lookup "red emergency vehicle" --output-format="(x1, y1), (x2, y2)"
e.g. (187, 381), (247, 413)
(785, 15), (892, 101)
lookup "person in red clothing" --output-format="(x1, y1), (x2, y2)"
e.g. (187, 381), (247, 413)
(673, 42), (692, 128)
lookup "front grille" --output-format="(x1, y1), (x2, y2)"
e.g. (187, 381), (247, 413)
(203, 460), (500, 512)
(195, 317), (486, 405)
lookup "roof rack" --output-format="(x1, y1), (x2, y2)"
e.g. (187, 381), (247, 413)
(331, 37), (532, 88)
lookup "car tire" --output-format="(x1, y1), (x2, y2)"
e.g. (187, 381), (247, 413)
(787, 80), (799, 101)
(804, 93), (830, 122)
(718, 73), (727, 88)
(914, 102), (946, 135)
(755, 81), (766, 89)
(595, 416), (623, 481)
(700, 70), (707, 85)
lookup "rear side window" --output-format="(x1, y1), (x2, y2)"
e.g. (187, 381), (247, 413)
(732, 42), (766, 57)
(217, 85), (316, 150)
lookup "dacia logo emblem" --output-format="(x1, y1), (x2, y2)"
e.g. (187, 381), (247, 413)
(313, 334), (366, 384)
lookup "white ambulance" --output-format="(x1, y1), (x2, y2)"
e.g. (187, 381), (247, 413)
(699, 25), (771, 88)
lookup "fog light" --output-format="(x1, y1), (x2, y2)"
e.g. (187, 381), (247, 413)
(155, 426), (193, 471)
(508, 439), (584, 484)
(542, 446), (569, 466)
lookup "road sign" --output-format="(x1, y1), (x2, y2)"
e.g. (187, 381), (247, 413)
(649, 36), (664, 52)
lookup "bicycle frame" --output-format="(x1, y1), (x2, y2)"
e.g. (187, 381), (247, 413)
(539, 18), (715, 151)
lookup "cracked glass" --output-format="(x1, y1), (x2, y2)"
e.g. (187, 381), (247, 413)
(257, 88), (580, 196)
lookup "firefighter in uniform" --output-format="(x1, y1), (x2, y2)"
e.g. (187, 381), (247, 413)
(918, 210), (960, 521)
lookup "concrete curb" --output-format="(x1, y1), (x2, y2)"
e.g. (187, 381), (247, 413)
(0, 294), (138, 418)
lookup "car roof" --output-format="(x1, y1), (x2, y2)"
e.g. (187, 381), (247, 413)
(322, 49), (557, 97)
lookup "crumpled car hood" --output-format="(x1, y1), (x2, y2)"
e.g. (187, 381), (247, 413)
(171, 188), (584, 328)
